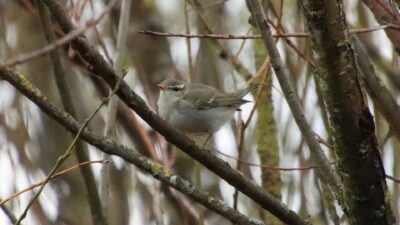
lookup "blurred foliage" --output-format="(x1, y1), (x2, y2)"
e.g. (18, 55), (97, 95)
(0, 0), (399, 225)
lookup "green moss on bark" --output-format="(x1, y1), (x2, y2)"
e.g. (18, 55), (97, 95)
(253, 29), (281, 225)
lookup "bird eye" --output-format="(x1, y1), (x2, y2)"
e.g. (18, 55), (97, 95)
(171, 87), (180, 91)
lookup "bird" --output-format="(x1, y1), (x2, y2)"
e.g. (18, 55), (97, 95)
(157, 78), (259, 137)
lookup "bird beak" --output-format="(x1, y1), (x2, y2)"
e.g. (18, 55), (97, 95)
(158, 84), (166, 90)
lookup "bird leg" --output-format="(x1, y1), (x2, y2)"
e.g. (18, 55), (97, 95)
(202, 133), (213, 150)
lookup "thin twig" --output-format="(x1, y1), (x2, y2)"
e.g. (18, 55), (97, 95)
(0, 200), (16, 224)
(15, 68), (126, 225)
(88, 0), (114, 64)
(0, 68), (266, 225)
(0, 0), (119, 70)
(186, 0), (255, 80)
(216, 148), (321, 171)
(267, 18), (317, 67)
(247, 0), (343, 203)
(184, 0), (195, 81)
(35, 1), (312, 223)
(314, 132), (334, 149)
(34, 0), (108, 224)
(0, 160), (110, 206)
(190, 0), (228, 11)
(234, 28), (253, 58)
(100, 0), (131, 219)
(233, 59), (270, 208)
(386, 174), (400, 183)
(139, 24), (400, 40)
(199, 135), (331, 172)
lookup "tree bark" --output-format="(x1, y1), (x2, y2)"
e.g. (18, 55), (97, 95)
(38, 0), (309, 224)
(301, 0), (395, 224)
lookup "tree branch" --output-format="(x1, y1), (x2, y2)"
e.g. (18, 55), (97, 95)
(38, 0), (309, 224)
(353, 37), (400, 142)
(100, 0), (132, 219)
(34, 1), (107, 224)
(0, 68), (265, 225)
(301, 0), (395, 224)
(362, 0), (400, 54)
(139, 24), (400, 39)
(246, 0), (343, 205)
(0, 160), (109, 207)
(0, 0), (118, 70)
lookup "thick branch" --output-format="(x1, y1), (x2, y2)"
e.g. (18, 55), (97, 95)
(0, 68), (264, 225)
(35, 0), (308, 224)
(246, 0), (343, 204)
(301, 0), (395, 224)
(354, 38), (400, 141)
(362, 0), (400, 54)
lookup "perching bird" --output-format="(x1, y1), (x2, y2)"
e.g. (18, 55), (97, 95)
(157, 78), (259, 134)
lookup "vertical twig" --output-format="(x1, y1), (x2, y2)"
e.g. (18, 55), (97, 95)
(100, 0), (132, 220)
(34, 0), (107, 224)
(15, 71), (126, 224)
(184, 0), (195, 81)
(185, 2), (204, 224)
(247, 0), (342, 203)
(233, 59), (269, 209)
(0, 200), (17, 224)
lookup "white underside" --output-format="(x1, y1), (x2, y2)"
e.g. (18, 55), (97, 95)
(168, 107), (236, 133)
(157, 92), (236, 133)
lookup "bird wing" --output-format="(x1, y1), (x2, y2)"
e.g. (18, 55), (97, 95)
(181, 82), (258, 110)
(182, 88), (219, 110)
(183, 88), (248, 110)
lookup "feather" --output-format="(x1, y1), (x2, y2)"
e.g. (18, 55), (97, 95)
(182, 83), (259, 110)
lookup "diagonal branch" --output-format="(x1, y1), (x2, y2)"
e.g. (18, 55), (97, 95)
(362, 0), (400, 54)
(0, 200), (16, 224)
(0, 68), (264, 225)
(14, 66), (125, 225)
(301, 0), (395, 224)
(246, 0), (343, 204)
(0, 0), (118, 70)
(353, 37), (400, 142)
(0, 160), (110, 207)
(34, 1), (107, 224)
(100, 0), (132, 219)
(38, 0), (309, 224)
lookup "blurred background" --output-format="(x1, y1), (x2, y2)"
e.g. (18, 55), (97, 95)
(0, 0), (399, 224)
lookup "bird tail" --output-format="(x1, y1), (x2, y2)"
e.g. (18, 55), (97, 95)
(217, 83), (261, 109)
(235, 83), (260, 98)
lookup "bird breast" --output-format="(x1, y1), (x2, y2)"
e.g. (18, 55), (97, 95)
(169, 105), (236, 133)
(157, 91), (237, 133)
